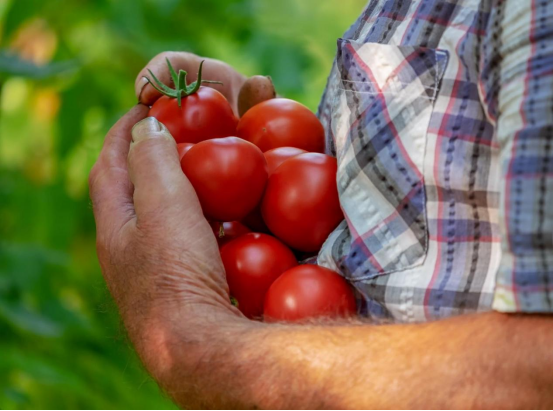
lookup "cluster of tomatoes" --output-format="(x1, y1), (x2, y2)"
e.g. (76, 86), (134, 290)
(148, 60), (356, 322)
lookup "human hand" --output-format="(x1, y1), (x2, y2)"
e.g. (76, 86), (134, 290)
(89, 106), (243, 370)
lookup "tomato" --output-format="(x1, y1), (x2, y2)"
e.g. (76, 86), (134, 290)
(177, 143), (194, 160)
(147, 60), (237, 144)
(181, 137), (268, 221)
(261, 153), (344, 252)
(263, 265), (356, 322)
(241, 146), (307, 232)
(264, 147), (307, 175)
(237, 98), (325, 153)
(210, 221), (251, 247)
(241, 204), (270, 233)
(150, 89), (237, 144)
(221, 233), (297, 319)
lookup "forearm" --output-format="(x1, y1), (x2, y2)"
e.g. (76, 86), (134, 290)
(136, 309), (553, 409)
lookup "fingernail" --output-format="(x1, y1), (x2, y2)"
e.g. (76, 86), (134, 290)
(136, 77), (149, 102)
(131, 117), (166, 143)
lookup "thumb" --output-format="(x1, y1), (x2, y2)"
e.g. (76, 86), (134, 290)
(128, 117), (201, 218)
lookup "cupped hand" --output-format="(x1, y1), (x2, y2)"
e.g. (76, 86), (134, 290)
(89, 106), (240, 340)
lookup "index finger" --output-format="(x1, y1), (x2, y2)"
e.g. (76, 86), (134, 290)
(89, 104), (149, 236)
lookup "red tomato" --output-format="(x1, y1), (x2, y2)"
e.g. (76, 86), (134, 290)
(241, 204), (270, 233)
(210, 221), (251, 247)
(264, 147), (307, 175)
(221, 233), (298, 319)
(237, 98), (325, 153)
(263, 265), (356, 322)
(177, 143), (194, 160)
(261, 153), (344, 252)
(150, 87), (238, 144)
(181, 137), (268, 221)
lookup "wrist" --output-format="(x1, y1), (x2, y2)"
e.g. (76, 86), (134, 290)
(128, 295), (253, 387)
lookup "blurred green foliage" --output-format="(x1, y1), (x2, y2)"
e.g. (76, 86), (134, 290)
(0, 0), (365, 408)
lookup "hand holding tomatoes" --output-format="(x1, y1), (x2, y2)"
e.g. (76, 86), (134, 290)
(144, 58), (353, 323)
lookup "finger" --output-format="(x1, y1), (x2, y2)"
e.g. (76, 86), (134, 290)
(237, 75), (276, 117)
(128, 117), (203, 220)
(101, 104), (150, 169)
(89, 104), (149, 235)
(135, 52), (242, 111)
(135, 52), (198, 105)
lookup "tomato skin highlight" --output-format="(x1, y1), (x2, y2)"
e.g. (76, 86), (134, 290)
(221, 233), (298, 319)
(263, 265), (357, 322)
(261, 153), (344, 252)
(150, 87), (238, 144)
(264, 147), (307, 175)
(181, 137), (268, 222)
(237, 98), (325, 153)
(177, 143), (194, 161)
(210, 221), (251, 248)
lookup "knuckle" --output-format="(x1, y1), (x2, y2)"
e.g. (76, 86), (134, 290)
(154, 51), (175, 61)
(153, 51), (178, 66)
(96, 225), (132, 262)
(154, 51), (196, 67)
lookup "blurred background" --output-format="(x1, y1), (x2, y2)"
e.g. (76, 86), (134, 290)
(0, 0), (365, 408)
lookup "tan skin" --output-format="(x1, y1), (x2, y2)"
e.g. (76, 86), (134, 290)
(89, 52), (553, 409)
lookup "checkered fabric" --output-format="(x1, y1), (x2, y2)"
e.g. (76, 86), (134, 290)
(317, 0), (553, 322)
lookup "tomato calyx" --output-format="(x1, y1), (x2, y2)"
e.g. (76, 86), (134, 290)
(218, 224), (225, 238)
(145, 58), (223, 107)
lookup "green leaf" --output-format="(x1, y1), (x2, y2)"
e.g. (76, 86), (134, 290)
(0, 50), (77, 79)
(0, 301), (64, 337)
(3, 388), (29, 407)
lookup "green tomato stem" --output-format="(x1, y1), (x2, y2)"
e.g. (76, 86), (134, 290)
(144, 59), (223, 108)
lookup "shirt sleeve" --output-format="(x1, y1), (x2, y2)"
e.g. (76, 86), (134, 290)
(480, 0), (553, 312)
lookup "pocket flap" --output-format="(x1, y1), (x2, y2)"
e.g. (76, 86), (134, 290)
(326, 41), (449, 280)
(337, 39), (448, 101)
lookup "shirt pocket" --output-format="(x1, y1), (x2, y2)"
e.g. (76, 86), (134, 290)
(330, 39), (448, 281)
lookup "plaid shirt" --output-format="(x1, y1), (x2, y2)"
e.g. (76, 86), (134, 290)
(317, 0), (553, 322)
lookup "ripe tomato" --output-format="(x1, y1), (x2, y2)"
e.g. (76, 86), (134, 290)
(147, 60), (237, 144)
(210, 221), (251, 248)
(221, 233), (298, 319)
(261, 153), (344, 252)
(150, 88), (238, 144)
(264, 147), (307, 175)
(241, 204), (270, 233)
(237, 98), (325, 153)
(181, 137), (268, 221)
(177, 143), (194, 160)
(263, 265), (356, 322)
